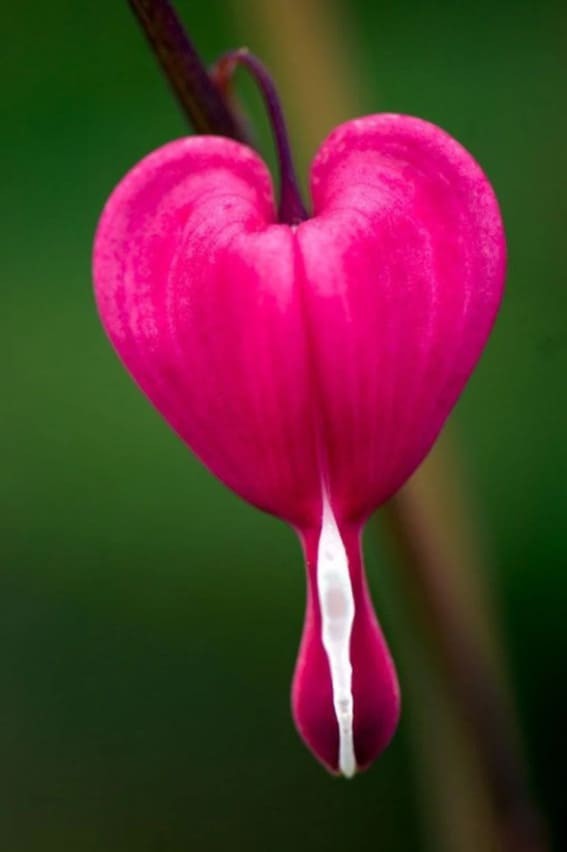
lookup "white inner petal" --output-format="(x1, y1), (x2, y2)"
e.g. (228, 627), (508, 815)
(316, 493), (357, 778)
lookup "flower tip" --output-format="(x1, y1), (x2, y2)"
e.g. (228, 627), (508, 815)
(340, 756), (357, 780)
(292, 506), (400, 778)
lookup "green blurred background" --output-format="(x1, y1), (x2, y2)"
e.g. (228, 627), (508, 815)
(2, 1), (565, 849)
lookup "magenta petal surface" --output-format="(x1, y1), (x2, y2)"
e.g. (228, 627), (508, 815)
(94, 137), (320, 525)
(298, 115), (505, 520)
(93, 115), (505, 776)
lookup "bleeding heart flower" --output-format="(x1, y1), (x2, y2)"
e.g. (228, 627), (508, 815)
(93, 112), (505, 777)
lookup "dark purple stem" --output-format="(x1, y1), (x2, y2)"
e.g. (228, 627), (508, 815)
(128, 0), (245, 139)
(213, 49), (309, 225)
(127, 3), (306, 225)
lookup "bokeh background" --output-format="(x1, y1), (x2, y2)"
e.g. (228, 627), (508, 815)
(3, 1), (565, 849)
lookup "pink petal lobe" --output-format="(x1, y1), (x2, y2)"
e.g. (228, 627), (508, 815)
(297, 114), (506, 521)
(94, 136), (320, 526)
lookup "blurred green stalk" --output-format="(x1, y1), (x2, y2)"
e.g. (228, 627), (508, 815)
(230, 1), (548, 849)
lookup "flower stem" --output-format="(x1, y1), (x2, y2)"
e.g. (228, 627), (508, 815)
(127, 0), (245, 140)
(211, 49), (309, 225)
(127, 2), (307, 225)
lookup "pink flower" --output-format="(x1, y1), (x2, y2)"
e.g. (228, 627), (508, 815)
(93, 114), (505, 776)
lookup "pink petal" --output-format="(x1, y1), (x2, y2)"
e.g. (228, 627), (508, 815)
(298, 114), (506, 521)
(94, 136), (321, 526)
(93, 115), (505, 777)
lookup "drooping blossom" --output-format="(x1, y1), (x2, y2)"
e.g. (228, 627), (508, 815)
(93, 112), (505, 776)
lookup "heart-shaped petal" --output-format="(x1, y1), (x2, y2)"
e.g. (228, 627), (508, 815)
(93, 114), (505, 775)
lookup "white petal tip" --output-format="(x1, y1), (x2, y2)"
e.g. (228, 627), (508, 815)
(340, 759), (357, 779)
(317, 492), (358, 782)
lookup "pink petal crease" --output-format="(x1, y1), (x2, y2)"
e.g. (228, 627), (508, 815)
(93, 114), (506, 776)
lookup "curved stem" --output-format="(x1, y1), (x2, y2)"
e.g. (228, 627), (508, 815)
(212, 49), (309, 225)
(127, 3), (307, 225)
(128, 0), (245, 139)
